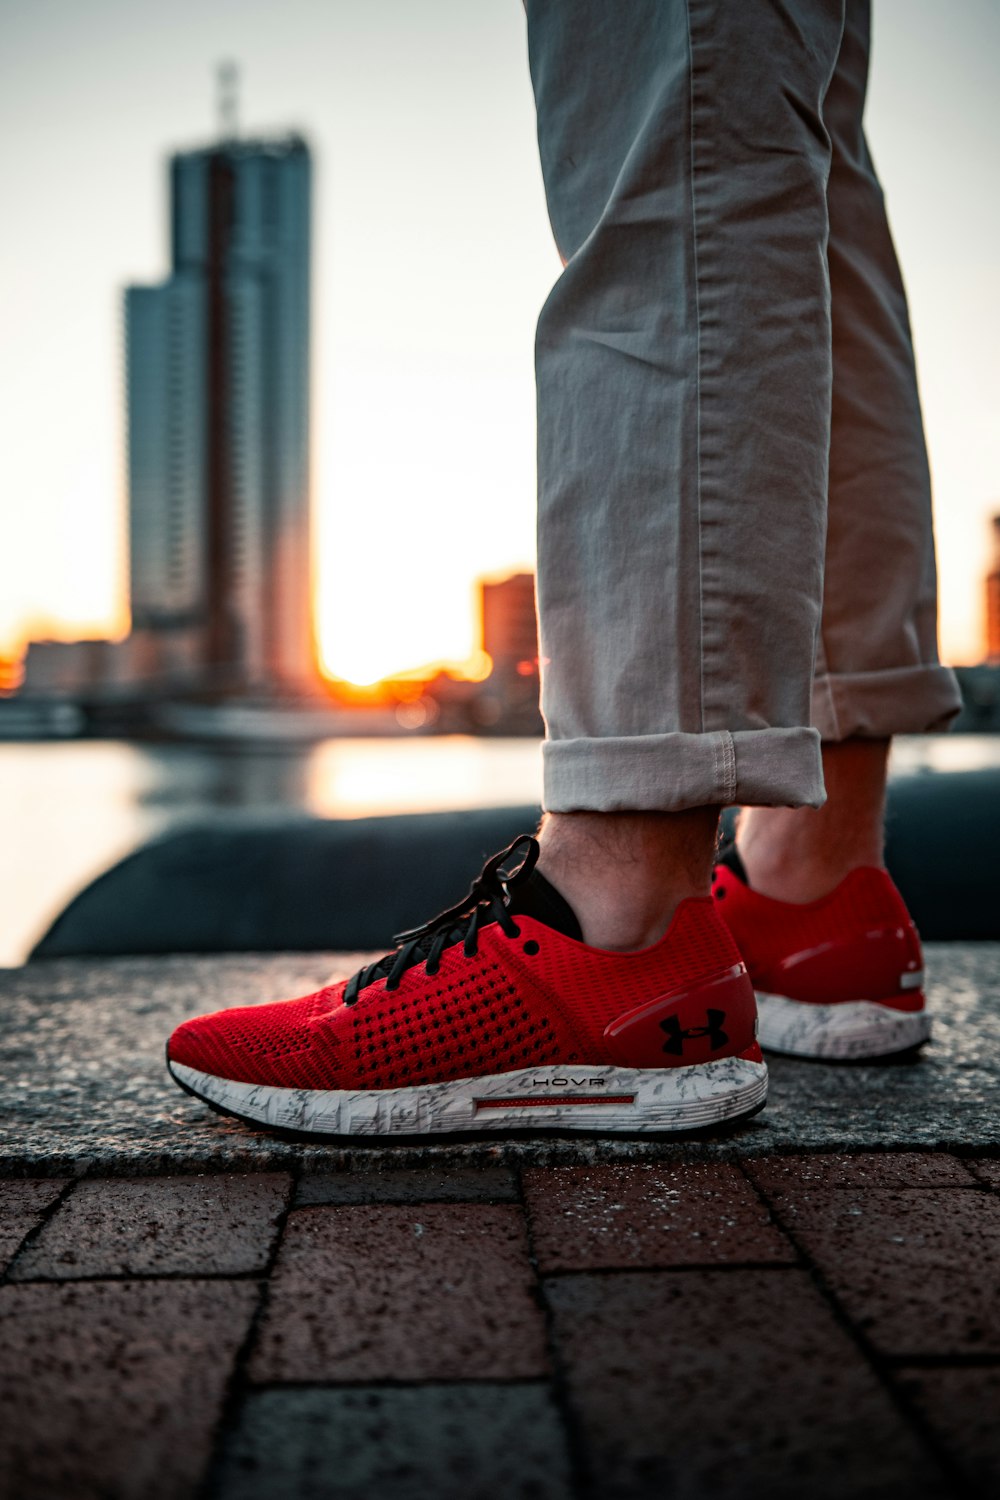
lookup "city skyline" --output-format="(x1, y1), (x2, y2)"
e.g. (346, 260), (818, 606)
(1, 0), (999, 681)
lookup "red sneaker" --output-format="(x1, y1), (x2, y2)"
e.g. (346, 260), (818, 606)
(712, 850), (929, 1060)
(167, 836), (767, 1137)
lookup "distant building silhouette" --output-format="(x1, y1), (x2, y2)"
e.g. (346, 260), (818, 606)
(475, 572), (542, 732)
(125, 132), (314, 693)
(986, 514), (1000, 666)
(481, 572), (539, 676)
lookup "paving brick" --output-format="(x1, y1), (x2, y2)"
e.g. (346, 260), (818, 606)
(747, 1153), (977, 1194)
(522, 1163), (794, 1271)
(770, 1188), (1000, 1356)
(249, 1203), (546, 1382)
(0, 1179), (68, 1272)
(969, 1159), (1000, 1188)
(216, 1384), (573, 1500)
(10, 1173), (291, 1280)
(295, 1167), (518, 1207)
(546, 1270), (949, 1500)
(896, 1366), (1000, 1493)
(0, 1278), (257, 1500)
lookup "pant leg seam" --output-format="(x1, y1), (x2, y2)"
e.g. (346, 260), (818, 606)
(684, 0), (706, 735)
(721, 729), (737, 802)
(709, 730), (736, 803)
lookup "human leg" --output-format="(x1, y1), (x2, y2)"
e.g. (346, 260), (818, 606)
(529, 0), (846, 818)
(528, 0), (850, 941)
(536, 806), (719, 950)
(736, 0), (961, 903)
(717, 9), (960, 1057)
(737, 738), (888, 903)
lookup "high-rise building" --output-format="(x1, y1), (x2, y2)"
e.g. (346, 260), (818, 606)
(126, 132), (314, 693)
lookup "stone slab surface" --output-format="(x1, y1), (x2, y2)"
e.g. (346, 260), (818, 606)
(896, 1368), (1000, 1494)
(2, 1156), (994, 1500)
(522, 1162), (795, 1270)
(760, 1184), (1000, 1356)
(248, 1202), (548, 1383)
(1, 945), (998, 1174)
(745, 1152), (979, 1192)
(545, 1269), (952, 1500)
(10, 1173), (291, 1280)
(215, 1384), (574, 1500)
(971, 1158), (1000, 1187)
(294, 1165), (519, 1206)
(0, 1278), (257, 1500)
(0, 1178), (68, 1271)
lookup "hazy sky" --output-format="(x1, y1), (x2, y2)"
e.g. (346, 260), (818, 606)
(1, 0), (998, 679)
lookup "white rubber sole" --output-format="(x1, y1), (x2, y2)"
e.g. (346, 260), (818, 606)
(756, 991), (931, 1060)
(168, 1056), (768, 1137)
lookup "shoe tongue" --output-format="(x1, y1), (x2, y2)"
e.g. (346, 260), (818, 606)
(505, 869), (583, 941)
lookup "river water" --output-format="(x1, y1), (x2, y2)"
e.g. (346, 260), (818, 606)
(2, 732), (997, 966)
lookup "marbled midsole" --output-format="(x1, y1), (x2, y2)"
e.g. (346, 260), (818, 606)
(168, 1055), (768, 1137)
(756, 992), (931, 1060)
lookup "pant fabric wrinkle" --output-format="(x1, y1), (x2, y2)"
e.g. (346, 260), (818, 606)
(526, 0), (961, 813)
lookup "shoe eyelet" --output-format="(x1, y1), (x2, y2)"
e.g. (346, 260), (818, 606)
(507, 922), (521, 940)
(714, 887), (726, 899)
(523, 939), (540, 956)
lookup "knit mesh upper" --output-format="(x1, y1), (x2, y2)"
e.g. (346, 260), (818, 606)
(168, 896), (747, 1089)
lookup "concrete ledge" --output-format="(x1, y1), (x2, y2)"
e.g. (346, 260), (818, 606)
(1, 946), (998, 1176)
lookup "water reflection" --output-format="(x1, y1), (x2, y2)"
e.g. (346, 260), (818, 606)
(888, 736), (1000, 776)
(1, 733), (995, 967)
(0, 737), (542, 965)
(306, 737), (542, 818)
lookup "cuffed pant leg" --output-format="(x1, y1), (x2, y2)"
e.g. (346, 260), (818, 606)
(527, 0), (845, 813)
(812, 0), (962, 740)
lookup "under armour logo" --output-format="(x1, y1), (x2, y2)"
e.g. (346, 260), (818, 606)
(660, 1009), (729, 1056)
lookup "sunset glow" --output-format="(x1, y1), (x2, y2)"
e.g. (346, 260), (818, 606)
(320, 649), (494, 698)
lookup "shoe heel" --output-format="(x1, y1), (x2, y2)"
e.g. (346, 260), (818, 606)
(603, 963), (758, 1068)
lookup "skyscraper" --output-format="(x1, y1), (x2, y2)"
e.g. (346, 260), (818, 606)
(126, 132), (314, 694)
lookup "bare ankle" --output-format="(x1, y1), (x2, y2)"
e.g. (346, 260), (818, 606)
(736, 738), (889, 902)
(536, 806), (720, 950)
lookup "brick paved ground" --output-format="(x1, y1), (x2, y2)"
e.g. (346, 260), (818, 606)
(3, 1155), (1000, 1499)
(2, 948), (999, 1497)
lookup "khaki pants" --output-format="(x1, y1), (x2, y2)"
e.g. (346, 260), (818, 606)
(527, 0), (961, 811)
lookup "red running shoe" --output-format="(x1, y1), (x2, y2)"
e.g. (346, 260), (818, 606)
(712, 849), (929, 1060)
(167, 836), (767, 1137)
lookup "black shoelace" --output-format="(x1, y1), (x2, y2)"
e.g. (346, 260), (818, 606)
(342, 834), (539, 1006)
